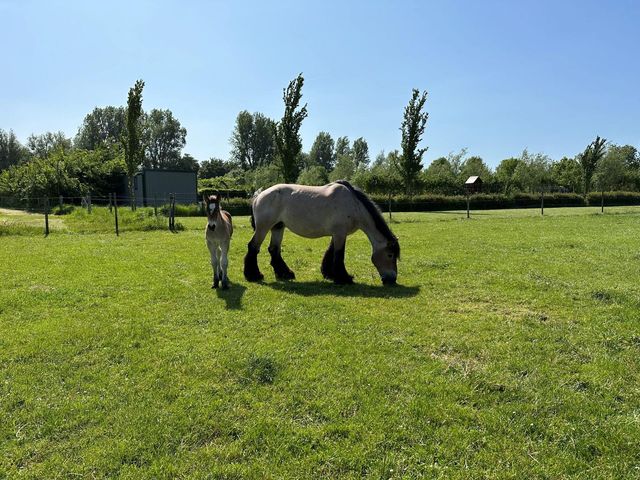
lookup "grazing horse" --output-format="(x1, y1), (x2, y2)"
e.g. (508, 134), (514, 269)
(204, 194), (233, 289)
(244, 180), (400, 285)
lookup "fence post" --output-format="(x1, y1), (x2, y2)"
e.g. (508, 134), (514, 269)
(114, 193), (119, 236)
(466, 192), (470, 219)
(108, 193), (112, 213)
(154, 194), (158, 217)
(87, 192), (92, 214)
(541, 190), (544, 216)
(44, 196), (50, 236)
(388, 195), (392, 221)
(601, 190), (604, 213)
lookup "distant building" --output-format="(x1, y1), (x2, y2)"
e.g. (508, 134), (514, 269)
(120, 169), (198, 206)
(465, 176), (483, 194)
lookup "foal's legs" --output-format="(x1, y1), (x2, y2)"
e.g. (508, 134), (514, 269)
(244, 224), (269, 281)
(330, 234), (354, 284)
(268, 223), (295, 280)
(210, 243), (220, 289)
(220, 241), (230, 289)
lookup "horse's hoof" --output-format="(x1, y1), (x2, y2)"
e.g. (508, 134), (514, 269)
(276, 270), (296, 281)
(244, 272), (264, 282)
(221, 280), (230, 290)
(334, 275), (354, 285)
(212, 283), (219, 289)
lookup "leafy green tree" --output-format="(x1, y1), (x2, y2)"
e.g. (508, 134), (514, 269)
(423, 157), (460, 195)
(274, 74), (308, 183)
(579, 136), (607, 194)
(199, 158), (231, 179)
(329, 154), (356, 182)
(494, 157), (522, 193)
(75, 106), (126, 150)
(352, 137), (370, 169)
(460, 156), (492, 181)
(0, 129), (30, 170)
(123, 79), (145, 208)
(594, 152), (627, 191)
(550, 157), (582, 192)
(606, 144), (639, 170)
(297, 165), (329, 186)
(26, 131), (72, 159)
(512, 150), (551, 193)
(142, 109), (187, 169)
(245, 163), (283, 190)
(308, 132), (335, 170)
(335, 136), (350, 157)
(398, 89), (429, 194)
(230, 111), (276, 169)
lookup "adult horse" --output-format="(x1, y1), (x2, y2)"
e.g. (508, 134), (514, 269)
(244, 180), (400, 285)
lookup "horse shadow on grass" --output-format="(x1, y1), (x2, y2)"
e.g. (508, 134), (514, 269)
(215, 283), (247, 310)
(264, 280), (420, 299)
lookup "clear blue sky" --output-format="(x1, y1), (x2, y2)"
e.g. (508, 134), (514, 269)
(1, 0), (639, 167)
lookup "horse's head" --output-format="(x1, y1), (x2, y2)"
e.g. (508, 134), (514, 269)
(204, 193), (221, 230)
(371, 237), (400, 285)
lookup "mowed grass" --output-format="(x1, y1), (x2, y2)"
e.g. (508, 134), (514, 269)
(1, 208), (639, 478)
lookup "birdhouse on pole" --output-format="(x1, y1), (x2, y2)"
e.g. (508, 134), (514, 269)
(465, 176), (483, 194)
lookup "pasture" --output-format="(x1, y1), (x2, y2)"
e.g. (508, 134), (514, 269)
(1, 207), (639, 478)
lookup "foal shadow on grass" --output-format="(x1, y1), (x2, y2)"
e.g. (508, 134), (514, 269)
(264, 280), (420, 299)
(215, 283), (247, 310)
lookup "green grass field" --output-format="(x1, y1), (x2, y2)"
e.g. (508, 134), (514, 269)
(1, 207), (639, 478)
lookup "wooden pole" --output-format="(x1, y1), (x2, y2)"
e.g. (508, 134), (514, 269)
(108, 193), (112, 213)
(601, 190), (604, 213)
(541, 190), (544, 216)
(114, 193), (119, 236)
(154, 194), (158, 217)
(44, 196), (50, 236)
(388, 194), (392, 222)
(466, 192), (470, 219)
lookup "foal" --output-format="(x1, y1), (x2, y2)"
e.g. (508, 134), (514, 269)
(204, 194), (233, 289)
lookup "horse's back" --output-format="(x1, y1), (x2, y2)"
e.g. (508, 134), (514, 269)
(253, 183), (358, 237)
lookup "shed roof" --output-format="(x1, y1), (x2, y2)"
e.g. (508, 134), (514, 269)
(465, 176), (482, 184)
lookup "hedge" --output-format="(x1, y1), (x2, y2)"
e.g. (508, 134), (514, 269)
(176, 191), (640, 217)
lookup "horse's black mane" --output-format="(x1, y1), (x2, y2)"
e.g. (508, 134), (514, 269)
(335, 180), (399, 254)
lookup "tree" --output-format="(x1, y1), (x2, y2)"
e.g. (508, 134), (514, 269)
(495, 157), (522, 193)
(123, 79), (145, 208)
(398, 89), (429, 194)
(335, 136), (350, 157)
(75, 106), (126, 150)
(297, 165), (329, 185)
(579, 136), (607, 194)
(460, 156), (492, 180)
(0, 129), (30, 170)
(199, 158), (231, 179)
(606, 144), (639, 171)
(27, 131), (72, 159)
(177, 153), (199, 172)
(230, 110), (253, 169)
(423, 157), (459, 195)
(550, 157), (582, 192)
(351, 137), (370, 169)
(594, 152), (627, 191)
(274, 73), (308, 183)
(142, 109), (187, 169)
(511, 150), (551, 193)
(230, 111), (276, 169)
(329, 154), (356, 182)
(308, 132), (335, 170)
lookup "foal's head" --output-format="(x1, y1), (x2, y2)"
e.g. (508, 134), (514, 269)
(204, 194), (221, 230)
(371, 238), (400, 285)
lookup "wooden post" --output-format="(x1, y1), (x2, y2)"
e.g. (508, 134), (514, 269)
(466, 192), (470, 219)
(114, 193), (119, 236)
(44, 196), (50, 236)
(153, 194), (158, 217)
(388, 195), (392, 221)
(169, 193), (174, 231)
(87, 192), (92, 214)
(601, 190), (604, 213)
(541, 190), (544, 216)
(108, 193), (112, 213)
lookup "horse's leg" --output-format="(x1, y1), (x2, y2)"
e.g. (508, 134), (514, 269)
(220, 241), (230, 289)
(244, 225), (268, 282)
(268, 222), (295, 280)
(210, 243), (220, 289)
(321, 239), (335, 280)
(332, 234), (354, 285)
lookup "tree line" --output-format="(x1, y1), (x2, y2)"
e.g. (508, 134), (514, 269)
(2, 73), (639, 204)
